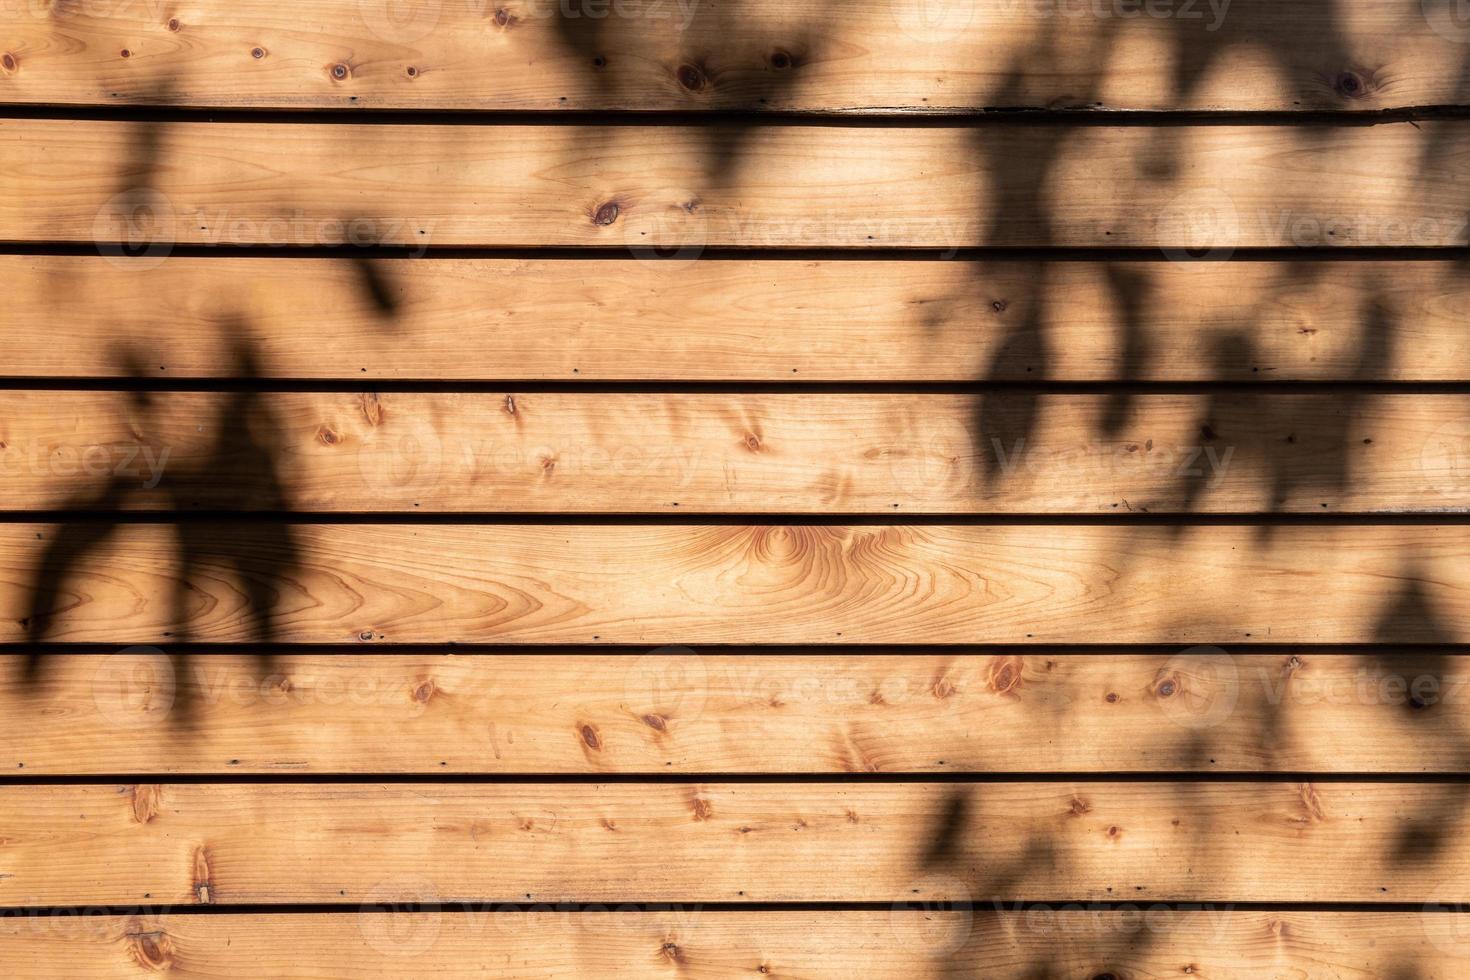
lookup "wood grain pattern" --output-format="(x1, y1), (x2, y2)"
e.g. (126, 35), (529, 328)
(4, 911), (1470, 978)
(6, 650), (1470, 774)
(1, 390), (1467, 513)
(0, 0), (1463, 111)
(10, 120), (1470, 247)
(9, 256), (1470, 382)
(2, 524), (1466, 645)
(3, 782), (1469, 905)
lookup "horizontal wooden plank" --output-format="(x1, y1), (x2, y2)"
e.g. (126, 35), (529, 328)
(9, 120), (1470, 247)
(2, 782), (1468, 904)
(7, 650), (1470, 774)
(3, 524), (1466, 644)
(8, 256), (1470, 382)
(0, 0), (1463, 111)
(4, 911), (1469, 977)
(1, 390), (1467, 513)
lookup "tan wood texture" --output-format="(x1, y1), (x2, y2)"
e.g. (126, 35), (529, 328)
(10, 120), (1470, 247)
(5, 650), (1470, 774)
(0, 390), (1466, 513)
(5, 911), (1470, 978)
(2, 524), (1465, 645)
(0, 0), (1462, 111)
(9, 256), (1470, 382)
(3, 782), (1469, 905)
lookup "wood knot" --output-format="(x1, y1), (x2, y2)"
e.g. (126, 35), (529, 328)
(1104, 692), (1120, 703)
(167, 17), (181, 31)
(2, 53), (18, 72)
(331, 63), (350, 80)
(642, 713), (667, 732)
(769, 48), (794, 70)
(661, 941), (684, 962)
(1297, 782), (1326, 824)
(192, 847), (215, 904)
(504, 394), (518, 417)
(126, 929), (174, 972)
(493, 6), (515, 26)
(985, 655), (1024, 696)
(1068, 796), (1091, 817)
(251, 47), (266, 59)
(360, 392), (385, 427)
(1334, 69), (1369, 99)
(316, 425), (341, 446)
(931, 676), (956, 700)
(676, 63), (706, 91)
(1105, 825), (1121, 839)
(742, 432), (763, 453)
(991, 299), (1007, 313)
(592, 201), (620, 225)
(580, 724), (601, 750)
(413, 680), (436, 704)
(1152, 672), (1181, 699)
(131, 784), (163, 825)
(690, 797), (714, 821)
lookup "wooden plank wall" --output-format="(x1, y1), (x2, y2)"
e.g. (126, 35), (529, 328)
(2, 1), (1470, 976)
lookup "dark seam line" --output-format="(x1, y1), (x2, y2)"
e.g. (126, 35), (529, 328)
(6, 243), (1470, 260)
(0, 901), (1455, 915)
(0, 512), (1465, 525)
(4, 104), (1470, 125)
(5, 641), (1466, 654)
(2, 773), (1469, 786)
(1, 380), (1469, 394)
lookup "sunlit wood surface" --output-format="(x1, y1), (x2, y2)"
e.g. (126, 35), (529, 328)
(2, 1), (1468, 975)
